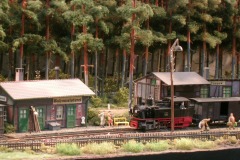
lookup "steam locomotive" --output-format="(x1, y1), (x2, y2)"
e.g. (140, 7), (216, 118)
(129, 96), (195, 130)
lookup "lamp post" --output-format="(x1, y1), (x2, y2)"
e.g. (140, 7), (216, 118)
(170, 38), (183, 132)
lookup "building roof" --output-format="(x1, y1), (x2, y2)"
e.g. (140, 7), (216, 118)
(0, 79), (95, 100)
(163, 97), (190, 102)
(152, 72), (210, 86)
(190, 97), (240, 103)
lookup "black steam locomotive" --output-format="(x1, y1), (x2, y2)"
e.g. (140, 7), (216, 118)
(129, 97), (195, 130)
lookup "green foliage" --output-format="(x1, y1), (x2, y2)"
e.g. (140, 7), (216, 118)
(104, 76), (119, 93)
(48, 69), (70, 79)
(0, 146), (13, 152)
(56, 143), (81, 156)
(39, 143), (56, 154)
(90, 96), (103, 108)
(200, 13), (213, 23)
(71, 33), (104, 52)
(193, 140), (216, 149)
(113, 87), (129, 105)
(228, 136), (238, 144)
(174, 138), (195, 150)
(87, 108), (100, 126)
(81, 142), (116, 155)
(144, 141), (170, 151)
(0, 74), (6, 82)
(4, 122), (15, 134)
(122, 140), (144, 153)
(188, 21), (200, 34)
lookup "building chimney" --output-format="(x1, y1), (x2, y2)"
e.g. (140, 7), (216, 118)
(15, 68), (24, 81)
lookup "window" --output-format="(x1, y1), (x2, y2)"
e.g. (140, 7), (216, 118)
(223, 86), (231, 97)
(36, 108), (43, 118)
(20, 109), (27, 118)
(56, 106), (63, 119)
(200, 86), (208, 98)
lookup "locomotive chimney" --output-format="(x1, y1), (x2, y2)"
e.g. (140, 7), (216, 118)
(15, 68), (24, 81)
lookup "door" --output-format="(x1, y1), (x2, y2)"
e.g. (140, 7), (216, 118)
(66, 104), (76, 128)
(19, 108), (29, 132)
(220, 102), (228, 121)
(36, 107), (44, 130)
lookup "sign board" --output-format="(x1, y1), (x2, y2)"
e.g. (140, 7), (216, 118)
(53, 96), (82, 104)
(210, 81), (226, 86)
(0, 95), (6, 102)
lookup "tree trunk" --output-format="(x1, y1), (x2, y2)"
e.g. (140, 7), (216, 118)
(20, 0), (27, 68)
(45, 0), (50, 80)
(121, 49), (126, 88)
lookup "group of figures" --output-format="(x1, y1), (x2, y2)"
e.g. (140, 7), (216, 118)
(198, 113), (237, 131)
(98, 111), (114, 128)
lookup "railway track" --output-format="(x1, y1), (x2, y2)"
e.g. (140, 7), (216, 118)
(1, 125), (240, 151)
(2, 124), (238, 143)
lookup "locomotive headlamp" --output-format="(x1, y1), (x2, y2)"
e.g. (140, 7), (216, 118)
(170, 38), (183, 132)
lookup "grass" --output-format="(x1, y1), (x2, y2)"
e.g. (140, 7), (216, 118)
(122, 140), (145, 153)
(0, 151), (54, 160)
(1, 137), (240, 159)
(56, 143), (81, 156)
(81, 142), (116, 155)
(144, 140), (170, 151)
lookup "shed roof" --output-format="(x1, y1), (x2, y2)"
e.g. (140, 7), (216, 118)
(163, 97), (190, 102)
(152, 72), (210, 86)
(0, 79), (95, 100)
(190, 97), (240, 103)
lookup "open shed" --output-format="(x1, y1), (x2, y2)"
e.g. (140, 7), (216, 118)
(134, 72), (210, 104)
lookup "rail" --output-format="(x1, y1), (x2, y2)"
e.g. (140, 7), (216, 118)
(1, 130), (240, 151)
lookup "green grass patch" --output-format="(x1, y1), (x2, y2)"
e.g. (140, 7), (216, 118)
(81, 142), (116, 155)
(145, 140), (170, 152)
(56, 143), (81, 156)
(193, 139), (216, 149)
(174, 138), (195, 150)
(122, 140), (144, 153)
(0, 151), (54, 160)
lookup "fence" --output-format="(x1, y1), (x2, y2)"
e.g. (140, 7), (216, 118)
(1, 131), (240, 151)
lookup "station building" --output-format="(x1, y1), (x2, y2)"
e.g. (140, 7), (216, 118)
(0, 77), (94, 133)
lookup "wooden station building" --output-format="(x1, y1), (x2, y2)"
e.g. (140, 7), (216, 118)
(134, 72), (240, 123)
(0, 78), (94, 133)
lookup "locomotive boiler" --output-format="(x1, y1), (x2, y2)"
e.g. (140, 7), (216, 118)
(129, 97), (194, 130)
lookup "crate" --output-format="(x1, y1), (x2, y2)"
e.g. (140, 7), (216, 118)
(48, 122), (61, 130)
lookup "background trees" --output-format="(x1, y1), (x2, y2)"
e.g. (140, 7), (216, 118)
(0, 0), (240, 94)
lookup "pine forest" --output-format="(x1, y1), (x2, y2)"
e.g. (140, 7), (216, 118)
(0, 0), (240, 95)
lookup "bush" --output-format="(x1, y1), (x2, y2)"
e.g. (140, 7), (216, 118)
(90, 96), (104, 108)
(0, 146), (13, 152)
(56, 143), (81, 156)
(174, 138), (194, 150)
(87, 108), (100, 126)
(193, 139), (216, 149)
(122, 140), (144, 153)
(4, 122), (15, 134)
(113, 87), (129, 105)
(228, 136), (238, 144)
(40, 143), (56, 154)
(145, 141), (170, 152)
(81, 142), (116, 155)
